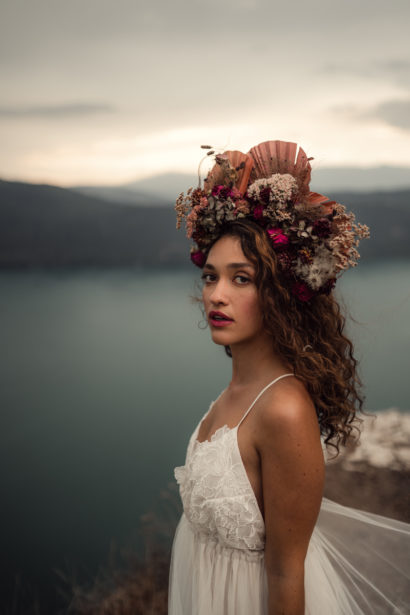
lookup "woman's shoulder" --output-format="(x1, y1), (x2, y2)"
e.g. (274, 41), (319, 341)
(255, 374), (320, 445)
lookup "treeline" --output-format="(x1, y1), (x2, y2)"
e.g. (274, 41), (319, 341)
(0, 179), (409, 268)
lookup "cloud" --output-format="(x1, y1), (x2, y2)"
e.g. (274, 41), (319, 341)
(1, 0), (410, 183)
(320, 58), (410, 90)
(0, 102), (117, 119)
(367, 99), (410, 130)
(332, 98), (410, 131)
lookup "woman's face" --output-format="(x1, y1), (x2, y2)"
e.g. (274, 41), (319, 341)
(201, 235), (266, 348)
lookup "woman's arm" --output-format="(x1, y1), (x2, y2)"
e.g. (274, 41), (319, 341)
(256, 379), (325, 615)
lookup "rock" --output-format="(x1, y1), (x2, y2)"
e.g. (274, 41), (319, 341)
(324, 409), (410, 471)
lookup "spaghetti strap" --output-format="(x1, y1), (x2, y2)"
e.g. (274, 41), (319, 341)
(236, 373), (294, 428)
(195, 374), (294, 442)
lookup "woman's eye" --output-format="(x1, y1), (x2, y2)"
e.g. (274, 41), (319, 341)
(200, 273), (251, 285)
(235, 275), (250, 284)
(200, 273), (214, 283)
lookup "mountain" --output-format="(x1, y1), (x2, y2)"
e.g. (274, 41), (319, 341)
(123, 172), (197, 201)
(309, 166), (410, 193)
(70, 173), (198, 207)
(0, 178), (409, 268)
(71, 173), (196, 205)
(70, 167), (410, 206)
(0, 179), (188, 268)
(71, 184), (169, 207)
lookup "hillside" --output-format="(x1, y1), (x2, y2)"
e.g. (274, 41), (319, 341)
(0, 179), (409, 268)
(0, 179), (186, 268)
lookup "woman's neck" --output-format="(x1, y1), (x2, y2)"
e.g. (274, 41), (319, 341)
(228, 333), (291, 390)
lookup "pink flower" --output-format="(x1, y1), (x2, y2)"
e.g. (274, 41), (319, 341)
(211, 185), (230, 199)
(230, 187), (242, 200)
(291, 281), (315, 302)
(190, 249), (206, 268)
(211, 184), (241, 201)
(267, 227), (289, 246)
(253, 203), (264, 220)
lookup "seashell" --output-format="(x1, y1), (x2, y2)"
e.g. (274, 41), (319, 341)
(204, 151), (254, 194)
(247, 140), (312, 194)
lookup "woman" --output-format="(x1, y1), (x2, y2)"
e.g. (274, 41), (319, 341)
(168, 141), (410, 614)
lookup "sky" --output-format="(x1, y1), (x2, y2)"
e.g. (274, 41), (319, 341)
(1, 0), (410, 186)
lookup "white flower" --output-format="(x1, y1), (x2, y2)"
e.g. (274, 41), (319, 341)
(295, 243), (337, 290)
(247, 173), (298, 207)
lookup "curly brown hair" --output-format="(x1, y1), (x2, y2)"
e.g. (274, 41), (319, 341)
(196, 218), (368, 458)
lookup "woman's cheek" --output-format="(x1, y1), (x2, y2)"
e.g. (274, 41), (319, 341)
(241, 296), (262, 323)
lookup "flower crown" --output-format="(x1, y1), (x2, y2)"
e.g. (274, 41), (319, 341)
(175, 140), (370, 301)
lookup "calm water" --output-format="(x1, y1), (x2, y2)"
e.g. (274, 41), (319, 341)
(1, 262), (409, 611)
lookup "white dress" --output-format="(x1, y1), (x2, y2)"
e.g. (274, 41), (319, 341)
(168, 374), (410, 614)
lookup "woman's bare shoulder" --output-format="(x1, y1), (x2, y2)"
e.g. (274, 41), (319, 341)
(255, 375), (321, 449)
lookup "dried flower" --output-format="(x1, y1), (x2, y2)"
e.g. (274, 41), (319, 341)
(174, 143), (370, 301)
(298, 248), (313, 264)
(312, 217), (332, 238)
(276, 249), (294, 272)
(247, 174), (298, 208)
(267, 227), (289, 247)
(292, 281), (315, 302)
(190, 249), (206, 267)
(253, 203), (264, 220)
(295, 243), (337, 290)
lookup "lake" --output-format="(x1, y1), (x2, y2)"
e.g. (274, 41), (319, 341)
(1, 262), (409, 612)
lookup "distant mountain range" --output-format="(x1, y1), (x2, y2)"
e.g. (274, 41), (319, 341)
(0, 177), (409, 268)
(72, 166), (410, 204)
(71, 173), (196, 206)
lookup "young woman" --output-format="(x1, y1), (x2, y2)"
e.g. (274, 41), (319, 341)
(168, 141), (410, 614)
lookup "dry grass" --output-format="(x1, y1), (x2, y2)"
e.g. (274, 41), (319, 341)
(58, 483), (181, 615)
(62, 547), (170, 615)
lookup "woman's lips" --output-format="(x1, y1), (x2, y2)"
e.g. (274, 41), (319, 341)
(209, 311), (234, 327)
(210, 318), (234, 327)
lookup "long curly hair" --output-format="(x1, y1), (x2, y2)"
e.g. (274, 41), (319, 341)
(196, 218), (368, 458)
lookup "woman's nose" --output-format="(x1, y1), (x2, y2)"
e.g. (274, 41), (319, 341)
(209, 278), (229, 304)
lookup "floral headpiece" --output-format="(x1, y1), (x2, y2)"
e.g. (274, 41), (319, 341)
(175, 140), (370, 301)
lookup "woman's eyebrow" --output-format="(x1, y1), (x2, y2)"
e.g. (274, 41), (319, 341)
(203, 262), (254, 270)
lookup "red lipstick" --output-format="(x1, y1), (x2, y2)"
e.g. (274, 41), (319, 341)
(209, 310), (234, 327)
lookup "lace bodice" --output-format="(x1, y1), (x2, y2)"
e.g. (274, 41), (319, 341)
(174, 374), (294, 556)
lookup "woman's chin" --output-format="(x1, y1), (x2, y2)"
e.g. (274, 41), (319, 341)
(210, 330), (234, 345)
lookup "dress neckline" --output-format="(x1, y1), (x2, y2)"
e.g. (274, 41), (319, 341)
(190, 372), (294, 525)
(194, 372), (294, 446)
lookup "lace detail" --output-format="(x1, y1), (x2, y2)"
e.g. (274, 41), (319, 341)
(194, 423), (230, 447)
(174, 425), (265, 552)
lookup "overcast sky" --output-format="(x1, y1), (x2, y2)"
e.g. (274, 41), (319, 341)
(1, 0), (410, 186)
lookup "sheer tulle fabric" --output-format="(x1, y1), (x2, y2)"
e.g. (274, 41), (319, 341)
(168, 382), (410, 614)
(169, 499), (410, 614)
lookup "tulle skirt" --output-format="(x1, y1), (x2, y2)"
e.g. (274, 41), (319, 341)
(168, 497), (410, 614)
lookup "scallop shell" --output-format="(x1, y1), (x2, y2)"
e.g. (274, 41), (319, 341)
(247, 140), (312, 194)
